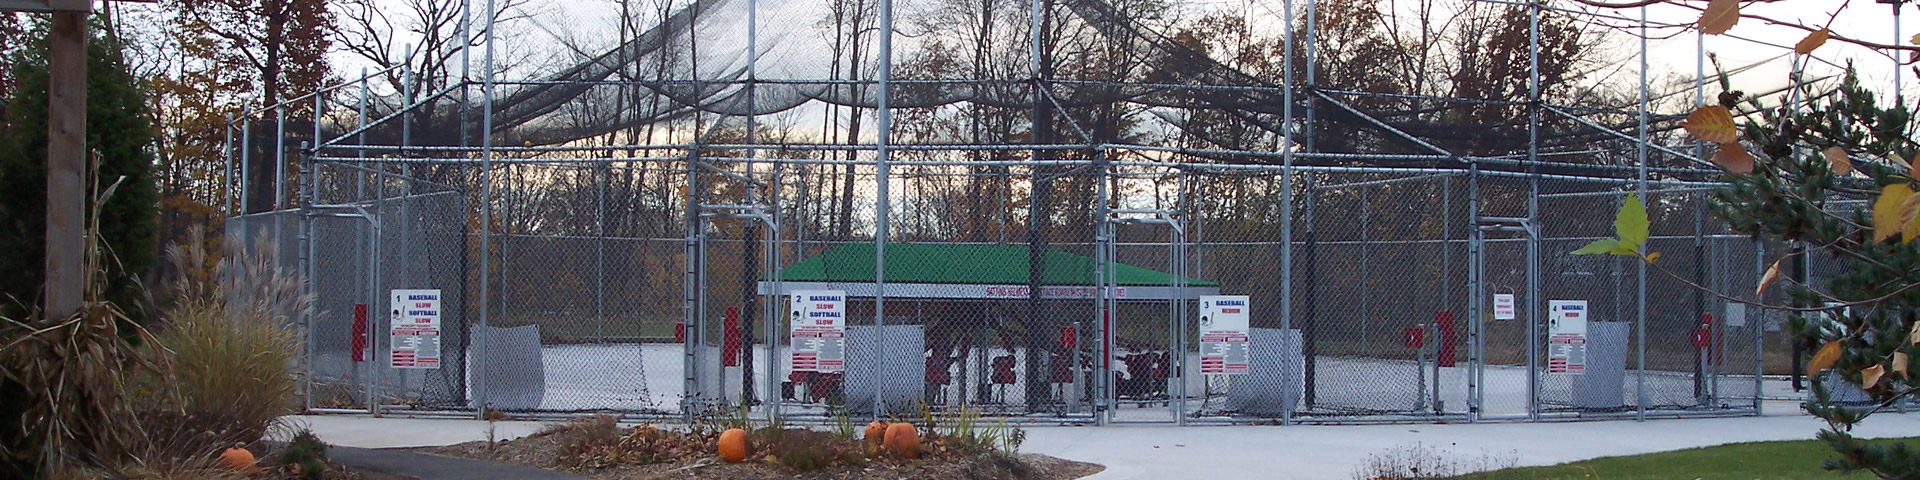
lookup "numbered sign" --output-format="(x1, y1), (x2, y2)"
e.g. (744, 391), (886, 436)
(1199, 295), (1251, 375)
(789, 290), (847, 373)
(390, 289), (442, 369)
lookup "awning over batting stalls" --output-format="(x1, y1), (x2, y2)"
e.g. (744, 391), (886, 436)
(756, 243), (1220, 300)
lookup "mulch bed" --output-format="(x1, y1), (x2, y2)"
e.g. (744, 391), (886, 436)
(411, 421), (1102, 480)
(245, 456), (419, 480)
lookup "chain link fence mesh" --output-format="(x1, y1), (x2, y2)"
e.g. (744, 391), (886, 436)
(257, 154), (1776, 423)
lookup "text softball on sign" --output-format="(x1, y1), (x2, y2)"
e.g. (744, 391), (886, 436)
(390, 289), (442, 369)
(1199, 295), (1251, 374)
(1547, 300), (1588, 375)
(789, 290), (847, 373)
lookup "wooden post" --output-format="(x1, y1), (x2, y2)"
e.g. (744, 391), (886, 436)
(43, 9), (86, 318)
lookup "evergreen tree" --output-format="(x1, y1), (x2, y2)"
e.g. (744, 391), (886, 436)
(0, 18), (159, 323)
(1709, 72), (1920, 478)
(1583, 71), (1920, 478)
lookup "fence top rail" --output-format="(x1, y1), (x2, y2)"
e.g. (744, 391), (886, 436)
(312, 145), (1723, 177)
(312, 156), (1726, 186)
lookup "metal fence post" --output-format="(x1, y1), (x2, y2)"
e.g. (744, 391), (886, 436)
(1634, 3), (1652, 423)
(371, 157), (387, 415)
(241, 107), (251, 214)
(1465, 162), (1482, 422)
(1754, 238), (1766, 414)
(224, 116), (235, 217)
(474, 0), (497, 418)
(1094, 153), (1111, 426)
(874, 0), (895, 422)
(300, 144), (316, 413)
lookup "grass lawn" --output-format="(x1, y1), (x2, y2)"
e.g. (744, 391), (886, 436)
(1452, 437), (1918, 480)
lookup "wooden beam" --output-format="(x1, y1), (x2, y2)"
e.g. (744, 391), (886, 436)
(0, 0), (94, 12)
(44, 10), (85, 317)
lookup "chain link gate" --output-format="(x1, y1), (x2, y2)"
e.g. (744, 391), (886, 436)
(1463, 177), (1769, 421)
(1102, 208), (1192, 424)
(301, 162), (474, 414)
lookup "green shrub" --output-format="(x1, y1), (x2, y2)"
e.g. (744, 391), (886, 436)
(277, 429), (330, 480)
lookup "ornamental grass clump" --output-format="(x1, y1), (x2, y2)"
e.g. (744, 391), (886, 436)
(129, 225), (308, 467)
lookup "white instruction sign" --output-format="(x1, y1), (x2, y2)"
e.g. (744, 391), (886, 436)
(1725, 303), (1747, 328)
(1199, 295), (1251, 375)
(1547, 300), (1587, 375)
(389, 289), (442, 369)
(1493, 293), (1517, 320)
(789, 290), (847, 373)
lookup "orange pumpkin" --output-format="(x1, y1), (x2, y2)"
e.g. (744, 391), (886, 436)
(717, 428), (749, 463)
(864, 421), (889, 446)
(883, 423), (920, 458)
(218, 447), (256, 472)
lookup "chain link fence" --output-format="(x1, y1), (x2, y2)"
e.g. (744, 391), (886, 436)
(240, 153), (1779, 424)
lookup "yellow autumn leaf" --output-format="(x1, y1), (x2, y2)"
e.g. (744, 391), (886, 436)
(1714, 143), (1754, 174)
(1685, 105), (1739, 144)
(1904, 192), (1920, 243)
(1894, 352), (1910, 379)
(1874, 183), (1915, 242)
(1699, 0), (1740, 35)
(1795, 28), (1831, 55)
(1646, 251), (1662, 262)
(1809, 341), (1843, 378)
(1825, 146), (1852, 176)
(1757, 258), (1782, 298)
(1863, 364), (1887, 389)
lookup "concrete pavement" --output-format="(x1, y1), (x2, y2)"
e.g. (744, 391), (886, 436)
(283, 404), (1920, 479)
(1020, 407), (1920, 479)
(277, 415), (552, 449)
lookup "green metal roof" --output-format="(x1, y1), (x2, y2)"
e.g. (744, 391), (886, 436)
(772, 243), (1218, 287)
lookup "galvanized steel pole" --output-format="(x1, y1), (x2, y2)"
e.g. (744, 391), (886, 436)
(1635, 4), (1651, 423)
(475, 0), (496, 418)
(1525, 0), (1542, 423)
(224, 116), (235, 216)
(873, 0), (894, 420)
